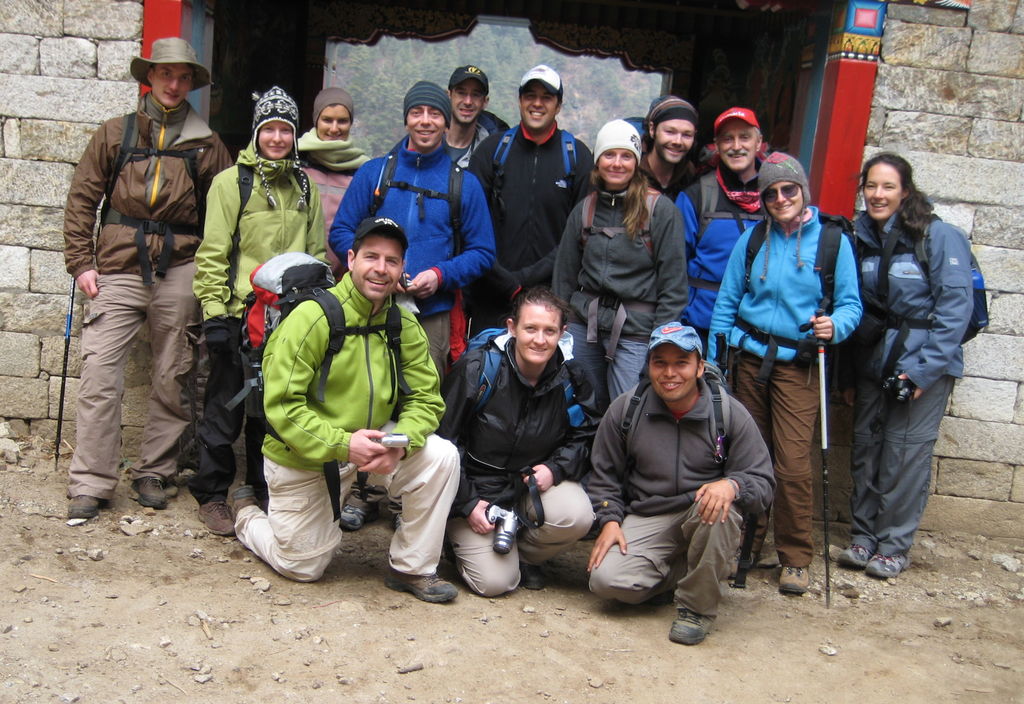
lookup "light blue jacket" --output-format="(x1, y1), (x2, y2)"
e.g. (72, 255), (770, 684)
(708, 207), (862, 362)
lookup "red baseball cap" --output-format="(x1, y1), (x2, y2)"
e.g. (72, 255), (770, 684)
(714, 107), (760, 136)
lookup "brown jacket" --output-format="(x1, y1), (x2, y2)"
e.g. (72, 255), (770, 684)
(63, 100), (232, 279)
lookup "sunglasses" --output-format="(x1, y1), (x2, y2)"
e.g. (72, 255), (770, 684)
(764, 183), (800, 203)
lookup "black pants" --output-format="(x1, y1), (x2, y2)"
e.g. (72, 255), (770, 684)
(189, 320), (268, 504)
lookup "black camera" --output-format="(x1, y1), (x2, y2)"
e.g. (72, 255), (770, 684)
(882, 374), (916, 403)
(485, 504), (520, 554)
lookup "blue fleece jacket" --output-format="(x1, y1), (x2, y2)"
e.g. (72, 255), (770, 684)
(676, 172), (763, 331)
(329, 138), (495, 318)
(708, 207), (862, 362)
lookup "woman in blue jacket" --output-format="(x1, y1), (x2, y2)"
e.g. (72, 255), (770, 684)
(838, 153), (973, 579)
(709, 153), (861, 595)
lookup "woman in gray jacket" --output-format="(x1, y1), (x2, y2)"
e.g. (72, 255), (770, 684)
(553, 119), (687, 411)
(841, 152), (974, 579)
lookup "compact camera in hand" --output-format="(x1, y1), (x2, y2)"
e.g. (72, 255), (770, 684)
(485, 504), (520, 554)
(882, 375), (916, 403)
(375, 433), (409, 448)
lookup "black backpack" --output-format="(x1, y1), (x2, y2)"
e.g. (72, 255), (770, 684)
(100, 112), (205, 285)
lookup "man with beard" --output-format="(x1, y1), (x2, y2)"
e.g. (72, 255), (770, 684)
(639, 96), (699, 200)
(676, 107), (765, 347)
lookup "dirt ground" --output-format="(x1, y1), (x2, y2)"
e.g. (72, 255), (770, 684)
(1, 435), (1022, 704)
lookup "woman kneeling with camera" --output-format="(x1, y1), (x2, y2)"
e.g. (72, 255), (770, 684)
(438, 287), (600, 596)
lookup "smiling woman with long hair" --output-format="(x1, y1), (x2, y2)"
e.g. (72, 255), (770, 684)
(553, 119), (687, 412)
(838, 152), (974, 580)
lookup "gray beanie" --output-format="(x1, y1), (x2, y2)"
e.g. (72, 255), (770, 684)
(757, 152), (811, 202)
(313, 86), (355, 125)
(403, 81), (451, 127)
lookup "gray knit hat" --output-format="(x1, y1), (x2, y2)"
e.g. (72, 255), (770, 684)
(757, 152), (811, 202)
(403, 81), (451, 127)
(312, 86), (355, 125)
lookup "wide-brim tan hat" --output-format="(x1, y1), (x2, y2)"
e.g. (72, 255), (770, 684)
(130, 37), (211, 90)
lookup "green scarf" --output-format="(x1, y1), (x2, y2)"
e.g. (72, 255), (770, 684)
(237, 142), (307, 210)
(297, 128), (370, 171)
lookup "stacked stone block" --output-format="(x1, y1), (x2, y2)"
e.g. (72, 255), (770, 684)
(860, 0), (1024, 537)
(0, 0), (143, 454)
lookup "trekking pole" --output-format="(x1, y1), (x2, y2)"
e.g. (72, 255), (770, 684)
(55, 278), (76, 468)
(816, 318), (832, 609)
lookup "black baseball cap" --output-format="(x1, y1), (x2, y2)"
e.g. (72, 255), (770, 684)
(353, 216), (408, 254)
(448, 65), (489, 95)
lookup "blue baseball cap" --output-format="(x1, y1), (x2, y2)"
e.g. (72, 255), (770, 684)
(648, 323), (703, 356)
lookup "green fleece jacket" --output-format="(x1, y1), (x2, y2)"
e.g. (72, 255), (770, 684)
(193, 143), (325, 319)
(261, 274), (444, 471)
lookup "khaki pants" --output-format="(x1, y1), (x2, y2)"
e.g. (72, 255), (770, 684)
(589, 505), (741, 617)
(67, 264), (200, 499)
(447, 481), (594, 597)
(235, 434), (460, 582)
(418, 310), (450, 381)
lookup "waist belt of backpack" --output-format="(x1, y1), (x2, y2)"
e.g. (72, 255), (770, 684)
(106, 208), (198, 285)
(689, 276), (721, 292)
(735, 317), (803, 385)
(583, 290), (656, 362)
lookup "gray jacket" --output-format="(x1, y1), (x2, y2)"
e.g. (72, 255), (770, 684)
(853, 212), (972, 390)
(553, 190), (688, 339)
(588, 378), (775, 526)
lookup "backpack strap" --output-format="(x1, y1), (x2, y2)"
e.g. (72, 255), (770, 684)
(489, 128), (517, 223)
(448, 163), (464, 255)
(371, 148), (400, 217)
(227, 164), (254, 298)
(704, 376), (730, 465)
(101, 113), (137, 226)
(313, 290), (347, 403)
(813, 214), (847, 314)
(578, 192), (599, 249)
(472, 342), (503, 415)
(619, 378), (651, 451)
(384, 303), (411, 398)
(560, 131), (577, 187)
(742, 220), (769, 289)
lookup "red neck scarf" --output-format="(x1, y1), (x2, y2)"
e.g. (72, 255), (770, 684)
(716, 167), (762, 214)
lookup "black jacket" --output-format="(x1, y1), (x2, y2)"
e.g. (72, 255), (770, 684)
(438, 337), (600, 516)
(468, 125), (593, 298)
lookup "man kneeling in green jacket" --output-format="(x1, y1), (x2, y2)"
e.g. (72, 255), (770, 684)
(232, 216), (461, 603)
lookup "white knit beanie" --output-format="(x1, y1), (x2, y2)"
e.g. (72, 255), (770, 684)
(594, 119), (642, 161)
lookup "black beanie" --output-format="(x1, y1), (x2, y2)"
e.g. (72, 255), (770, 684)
(403, 81), (452, 127)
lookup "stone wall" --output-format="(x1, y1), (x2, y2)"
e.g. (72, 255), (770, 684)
(857, 0), (1024, 538)
(0, 0), (143, 450)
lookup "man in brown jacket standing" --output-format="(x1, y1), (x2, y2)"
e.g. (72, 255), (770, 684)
(62, 37), (231, 519)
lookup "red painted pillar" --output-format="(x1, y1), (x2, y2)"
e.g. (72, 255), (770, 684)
(143, 0), (185, 54)
(139, 0), (185, 97)
(809, 0), (886, 218)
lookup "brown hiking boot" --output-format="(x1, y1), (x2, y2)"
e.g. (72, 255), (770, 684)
(779, 566), (810, 595)
(130, 476), (167, 509)
(198, 501), (235, 536)
(68, 495), (102, 519)
(385, 568), (458, 603)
